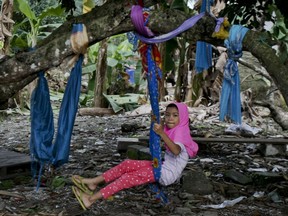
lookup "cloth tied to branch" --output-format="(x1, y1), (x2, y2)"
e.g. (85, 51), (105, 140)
(219, 25), (249, 124)
(30, 24), (87, 190)
(195, 0), (214, 73)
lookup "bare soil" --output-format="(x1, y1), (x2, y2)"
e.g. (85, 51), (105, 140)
(0, 104), (287, 216)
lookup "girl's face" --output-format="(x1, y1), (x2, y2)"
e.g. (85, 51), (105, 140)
(164, 106), (180, 129)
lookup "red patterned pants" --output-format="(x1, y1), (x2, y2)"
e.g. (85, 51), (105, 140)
(100, 159), (155, 199)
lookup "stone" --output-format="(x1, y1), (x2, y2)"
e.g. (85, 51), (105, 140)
(127, 145), (152, 160)
(121, 123), (145, 132)
(251, 172), (284, 186)
(224, 169), (252, 185)
(258, 144), (288, 156)
(127, 145), (145, 160)
(138, 147), (153, 160)
(197, 211), (218, 216)
(182, 170), (214, 195)
(117, 137), (148, 152)
(174, 207), (192, 215)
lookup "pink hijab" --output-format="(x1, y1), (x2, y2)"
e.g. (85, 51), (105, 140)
(163, 102), (198, 158)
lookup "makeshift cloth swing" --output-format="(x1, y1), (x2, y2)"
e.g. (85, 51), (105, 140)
(129, 4), (222, 204)
(30, 24), (88, 190)
(130, 5), (167, 203)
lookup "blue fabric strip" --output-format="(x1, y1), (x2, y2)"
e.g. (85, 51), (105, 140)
(147, 45), (168, 205)
(195, 41), (212, 73)
(71, 23), (83, 33)
(219, 25), (249, 124)
(147, 45), (162, 181)
(52, 54), (83, 167)
(195, 0), (213, 73)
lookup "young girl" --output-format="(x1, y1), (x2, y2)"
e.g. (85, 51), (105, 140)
(72, 102), (198, 210)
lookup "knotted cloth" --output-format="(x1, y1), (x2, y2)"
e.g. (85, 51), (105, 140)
(219, 25), (249, 124)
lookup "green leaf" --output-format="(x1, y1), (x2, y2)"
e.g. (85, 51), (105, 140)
(107, 44), (118, 56)
(49, 91), (64, 101)
(84, 0), (95, 9)
(80, 95), (88, 106)
(51, 176), (66, 189)
(88, 43), (100, 62)
(107, 57), (118, 67)
(103, 93), (123, 113)
(163, 39), (178, 72)
(0, 41), (4, 49)
(171, 0), (185, 10)
(38, 5), (65, 21)
(119, 50), (134, 57)
(117, 39), (133, 52)
(134, 61), (142, 85)
(39, 23), (62, 30)
(13, 37), (28, 49)
(82, 64), (96, 75)
(87, 71), (96, 92)
(16, 0), (37, 21)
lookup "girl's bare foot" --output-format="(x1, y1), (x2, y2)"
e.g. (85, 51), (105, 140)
(72, 186), (94, 209)
(73, 175), (105, 192)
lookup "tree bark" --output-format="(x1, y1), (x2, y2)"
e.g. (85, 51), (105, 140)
(175, 38), (186, 102)
(0, 0), (287, 107)
(78, 107), (115, 116)
(94, 39), (108, 107)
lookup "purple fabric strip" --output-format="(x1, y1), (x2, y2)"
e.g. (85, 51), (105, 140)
(131, 5), (154, 37)
(134, 12), (205, 44)
(215, 17), (224, 32)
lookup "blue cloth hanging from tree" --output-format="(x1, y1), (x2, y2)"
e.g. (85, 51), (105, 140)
(195, 0), (213, 73)
(219, 25), (249, 124)
(29, 24), (88, 190)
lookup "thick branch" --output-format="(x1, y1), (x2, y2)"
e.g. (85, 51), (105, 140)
(0, 0), (287, 107)
(243, 31), (288, 106)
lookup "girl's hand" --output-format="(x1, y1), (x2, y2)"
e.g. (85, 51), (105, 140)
(153, 122), (181, 156)
(153, 123), (164, 136)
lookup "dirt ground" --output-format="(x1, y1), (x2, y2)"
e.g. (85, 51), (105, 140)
(0, 103), (288, 216)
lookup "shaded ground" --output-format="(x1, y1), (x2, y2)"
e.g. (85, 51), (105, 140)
(0, 103), (288, 216)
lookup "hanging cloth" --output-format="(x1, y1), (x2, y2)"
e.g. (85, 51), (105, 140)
(52, 54), (84, 167)
(219, 25), (249, 124)
(29, 24), (88, 189)
(30, 71), (55, 179)
(130, 5), (168, 204)
(195, 0), (213, 73)
(146, 45), (162, 181)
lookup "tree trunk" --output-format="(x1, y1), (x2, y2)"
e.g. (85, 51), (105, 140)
(159, 43), (166, 101)
(94, 39), (108, 107)
(174, 38), (186, 101)
(185, 45), (196, 106)
(0, 0), (287, 107)
(78, 107), (115, 116)
(0, 0), (14, 56)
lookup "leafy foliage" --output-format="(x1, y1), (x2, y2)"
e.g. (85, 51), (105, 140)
(220, 0), (287, 29)
(12, 0), (66, 50)
(266, 4), (288, 64)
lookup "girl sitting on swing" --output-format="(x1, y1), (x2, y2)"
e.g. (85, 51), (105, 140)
(72, 102), (198, 210)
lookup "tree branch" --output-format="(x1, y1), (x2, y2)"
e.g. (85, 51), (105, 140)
(0, 0), (287, 107)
